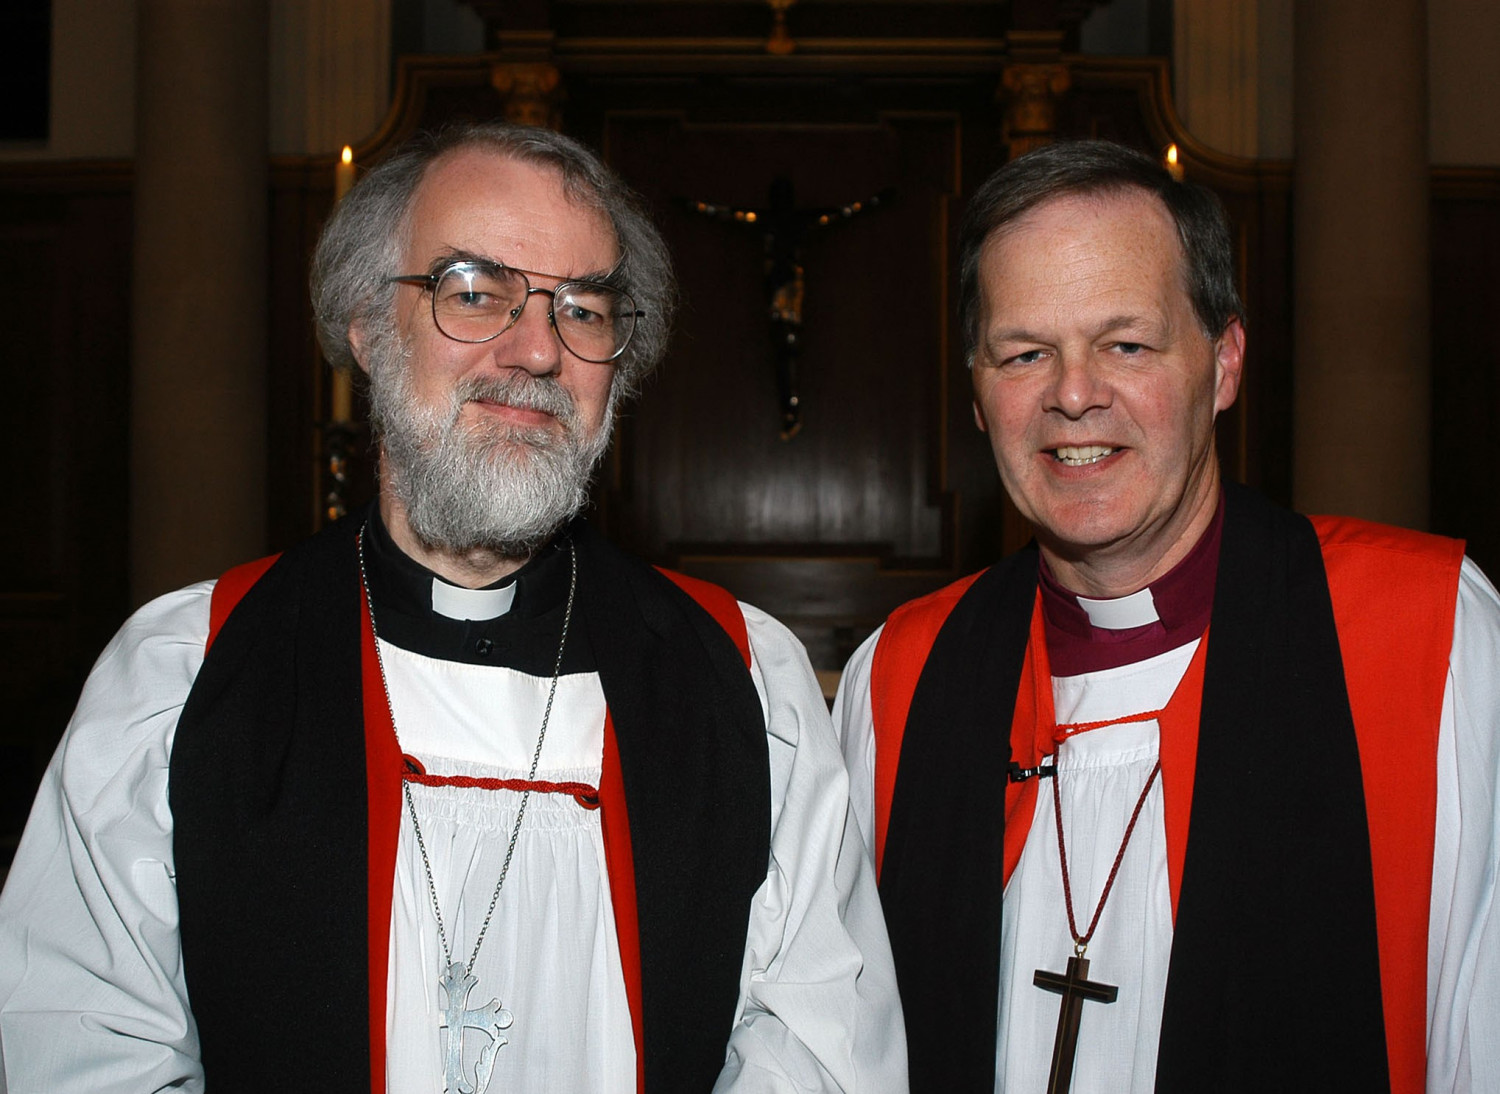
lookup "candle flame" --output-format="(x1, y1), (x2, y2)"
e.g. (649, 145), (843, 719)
(1164, 143), (1185, 181)
(341, 145), (353, 166)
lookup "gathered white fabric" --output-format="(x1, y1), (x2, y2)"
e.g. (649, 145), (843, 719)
(835, 557), (1500, 1094)
(0, 589), (908, 1093)
(380, 645), (628, 1094)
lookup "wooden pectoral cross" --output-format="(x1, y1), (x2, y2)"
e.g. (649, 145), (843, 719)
(1033, 954), (1118, 1094)
(440, 962), (514, 1094)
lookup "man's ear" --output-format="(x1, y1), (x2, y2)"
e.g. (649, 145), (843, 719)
(347, 322), (373, 376)
(1213, 316), (1246, 415)
(972, 398), (989, 434)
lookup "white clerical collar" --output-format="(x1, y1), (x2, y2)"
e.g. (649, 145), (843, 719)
(430, 577), (517, 621)
(1075, 585), (1160, 630)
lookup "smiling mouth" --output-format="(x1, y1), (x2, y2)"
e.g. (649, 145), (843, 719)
(470, 397), (557, 421)
(1051, 444), (1117, 466)
(475, 397), (548, 411)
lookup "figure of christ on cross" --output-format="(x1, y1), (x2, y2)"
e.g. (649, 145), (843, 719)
(1033, 954), (1119, 1094)
(439, 962), (514, 1094)
(684, 177), (891, 440)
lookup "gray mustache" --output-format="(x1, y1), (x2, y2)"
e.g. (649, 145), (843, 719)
(454, 374), (576, 421)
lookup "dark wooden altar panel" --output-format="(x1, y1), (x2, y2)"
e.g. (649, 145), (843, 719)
(0, 171), (134, 848)
(602, 114), (956, 563)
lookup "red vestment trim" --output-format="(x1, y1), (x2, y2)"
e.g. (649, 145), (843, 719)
(359, 583), (403, 1094)
(869, 572), (983, 877)
(656, 568), (754, 670)
(209, 558), (753, 1094)
(1010, 606), (1208, 919)
(867, 518), (1462, 1093)
(206, 554), (278, 653)
(1314, 516), (1463, 1094)
(599, 711), (644, 1093)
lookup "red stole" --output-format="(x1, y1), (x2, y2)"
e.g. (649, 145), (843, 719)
(211, 559), (752, 1094)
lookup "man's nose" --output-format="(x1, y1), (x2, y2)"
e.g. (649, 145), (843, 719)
(496, 289), (563, 375)
(1043, 353), (1112, 419)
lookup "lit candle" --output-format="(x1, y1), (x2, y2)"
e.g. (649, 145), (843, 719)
(331, 145), (356, 422)
(1164, 143), (1185, 182)
(335, 145), (355, 201)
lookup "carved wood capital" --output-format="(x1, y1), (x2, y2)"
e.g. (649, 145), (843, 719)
(489, 62), (565, 129)
(999, 62), (1072, 160)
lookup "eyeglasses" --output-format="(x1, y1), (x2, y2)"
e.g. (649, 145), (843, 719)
(387, 260), (643, 364)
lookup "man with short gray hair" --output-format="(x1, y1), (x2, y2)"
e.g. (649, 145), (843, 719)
(837, 139), (1500, 1093)
(0, 123), (906, 1094)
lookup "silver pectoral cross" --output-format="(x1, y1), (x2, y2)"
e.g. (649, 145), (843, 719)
(439, 962), (514, 1094)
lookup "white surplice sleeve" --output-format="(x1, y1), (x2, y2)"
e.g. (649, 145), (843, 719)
(0, 582), (212, 1094)
(1428, 557), (1500, 1094)
(829, 627), (883, 862)
(715, 607), (907, 1094)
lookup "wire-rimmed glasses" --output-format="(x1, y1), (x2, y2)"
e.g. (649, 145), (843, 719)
(388, 260), (642, 364)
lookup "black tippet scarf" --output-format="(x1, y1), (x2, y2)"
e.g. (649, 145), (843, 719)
(880, 483), (1389, 1092)
(169, 511), (771, 1093)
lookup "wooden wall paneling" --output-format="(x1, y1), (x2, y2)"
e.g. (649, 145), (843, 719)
(1239, 170), (1294, 505)
(267, 160), (327, 551)
(1430, 169), (1500, 576)
(605, 116), (951, 550)
(0, 214), (70, 853)
(266, 158), (378, 551)
(0, 168), (133, 856)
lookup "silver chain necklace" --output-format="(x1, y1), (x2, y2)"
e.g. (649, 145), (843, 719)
(357, 525), (577, 1094)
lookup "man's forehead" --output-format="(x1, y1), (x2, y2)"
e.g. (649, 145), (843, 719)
(404, 146), (617, 265)
(978, 188), (1189, 308)
(420, 144), (553, 191)
(989, 187), (1176, 254)
(410, 149), (549, 223)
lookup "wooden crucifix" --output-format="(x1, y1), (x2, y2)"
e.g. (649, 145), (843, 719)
(685, 177), (891, 440)
(1032, 953), (1119, 1094)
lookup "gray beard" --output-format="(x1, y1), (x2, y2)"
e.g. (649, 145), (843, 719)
(366, 335), (615, 559)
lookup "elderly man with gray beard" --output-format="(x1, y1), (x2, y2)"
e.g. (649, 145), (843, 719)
(0, 124), (907, 1094)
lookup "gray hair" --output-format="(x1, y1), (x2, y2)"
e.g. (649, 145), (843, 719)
(310, 122), (676, 398)
(957, 140), (1243, 365)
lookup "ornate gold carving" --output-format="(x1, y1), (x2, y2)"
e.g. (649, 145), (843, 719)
(1000, 62), (1071, 160)
(489, 62), (564, 129)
